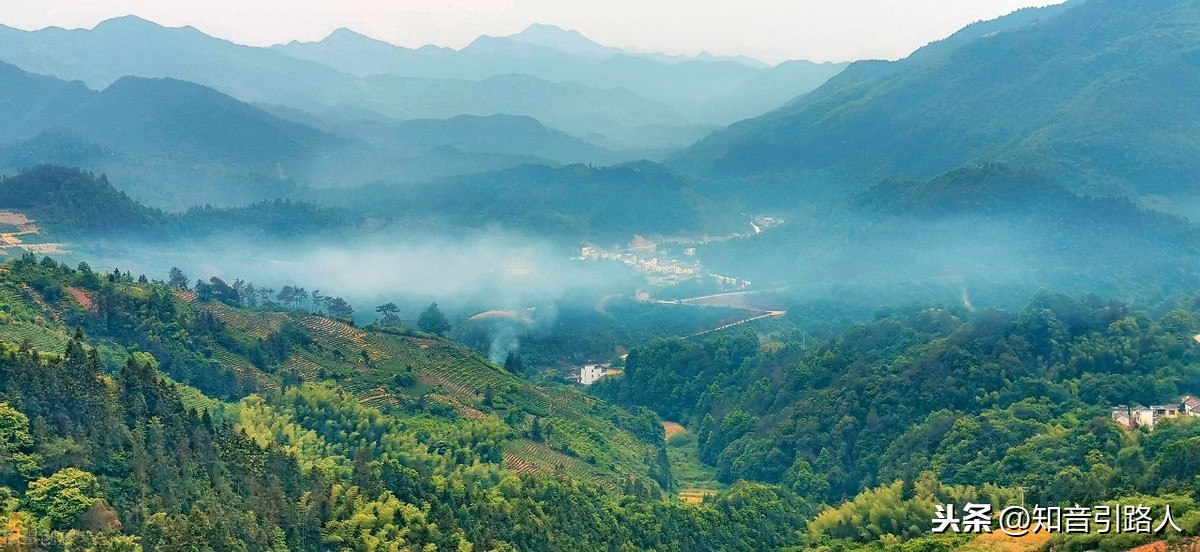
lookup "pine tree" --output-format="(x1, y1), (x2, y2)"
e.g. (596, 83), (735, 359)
(417, 302), (451, 335)
(168, 267), (189, 289)
(531, 417), (543, 442)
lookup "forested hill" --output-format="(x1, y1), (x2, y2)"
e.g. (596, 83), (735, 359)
(326, 161), (746, 243)
(0, 165), (355, 239)
(592, 293), (1200, 549)
(0, 164), (741, 244)
(695, 164), (1200, 305)
(672, 0), (1200, 208)
(0, 253), (810, 549)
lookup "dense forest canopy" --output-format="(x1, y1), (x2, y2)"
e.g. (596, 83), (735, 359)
(593, 294), (1200, 548)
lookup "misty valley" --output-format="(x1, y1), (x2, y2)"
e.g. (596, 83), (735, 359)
(0, 1), (1198, 550)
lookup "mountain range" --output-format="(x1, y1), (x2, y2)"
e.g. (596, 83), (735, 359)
(0, 61), (641, 208)
(0, 17), (846, 151)
(672, 0), (1200, 215)
(275, 24), (847, 126)
(8, 0), (1200, 296)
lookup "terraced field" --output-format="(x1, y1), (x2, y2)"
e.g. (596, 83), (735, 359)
(172, 289), (197, 303)
(426, 393), (487, 420)
(503, 452), (538, 476)
(358, 387), (401, 410)
(161, 301), (663, 488)
(19, 284), (60, 323)
(418, 370), (481, 400)
(502, 440), (615, 486)
(386, 341), (506, 396)
(210, 345), (279, 395)
(300, 316), (368, 349)
(206, 303), (287, 338)
(0, 318), (70, 352)
(283, 355), (324, 381)
(0, 267), (664, 492)
(0, 282), (39, 321)
(0, 283), (23, 307)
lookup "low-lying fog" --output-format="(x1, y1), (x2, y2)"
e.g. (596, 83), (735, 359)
(77, 228), (639, 322)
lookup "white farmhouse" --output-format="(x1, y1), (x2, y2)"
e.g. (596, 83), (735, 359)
(580, 364), (606, 385)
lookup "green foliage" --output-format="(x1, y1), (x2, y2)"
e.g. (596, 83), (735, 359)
(456, 295), (747, 370)
(24, 468), (101, 529)
(417, 302), (452, 335)
(0, 166), (159, 235)
(1046, 494), (1199, 552)
(597, 292), (1200, 515)
(502, 350), (524, 375)
(0, 402), (41, 483)
(806, 474), (1017, 545)
(0, 258), (813, 548)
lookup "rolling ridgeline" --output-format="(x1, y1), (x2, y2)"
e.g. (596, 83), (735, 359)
(0, 0), (1200, 549)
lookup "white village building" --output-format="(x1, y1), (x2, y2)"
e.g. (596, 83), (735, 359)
(579, 364), (606, 385)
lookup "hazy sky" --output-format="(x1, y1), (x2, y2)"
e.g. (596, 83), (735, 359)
(0, 0), (1065, 63)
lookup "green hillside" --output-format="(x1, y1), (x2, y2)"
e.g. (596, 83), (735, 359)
(0, 253), (660, 485)
(0, 253), (812, 549)
(0, 132), (308, 211)
(672, 0), (1200, 210)
(592, 295), (1200, 550)
(0, 163), (741, 248)
(340, 114), (616, 165)
(695, 164), (1200, 303)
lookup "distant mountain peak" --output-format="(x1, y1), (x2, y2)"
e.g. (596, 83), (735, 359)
(503, 23), (614, 57)
(93, 15), (163, 31)
(274, 25), (411, 53)
(323, 27), (375, 43)
(90, 14), (213, 40)
(514, 23), (576, 37)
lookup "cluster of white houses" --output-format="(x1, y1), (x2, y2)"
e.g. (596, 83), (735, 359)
(578, 246), (699, 285)
(577, 245), (754, 290)
(1111, 395), (1200, 429)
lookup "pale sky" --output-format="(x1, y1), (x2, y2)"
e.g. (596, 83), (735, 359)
(0, 0), (1066, 63)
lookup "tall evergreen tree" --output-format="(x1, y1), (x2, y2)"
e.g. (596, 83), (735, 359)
(417, 302), (451, 335)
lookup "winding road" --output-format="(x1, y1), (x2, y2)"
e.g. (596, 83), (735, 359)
(654, 291), (786, 338)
